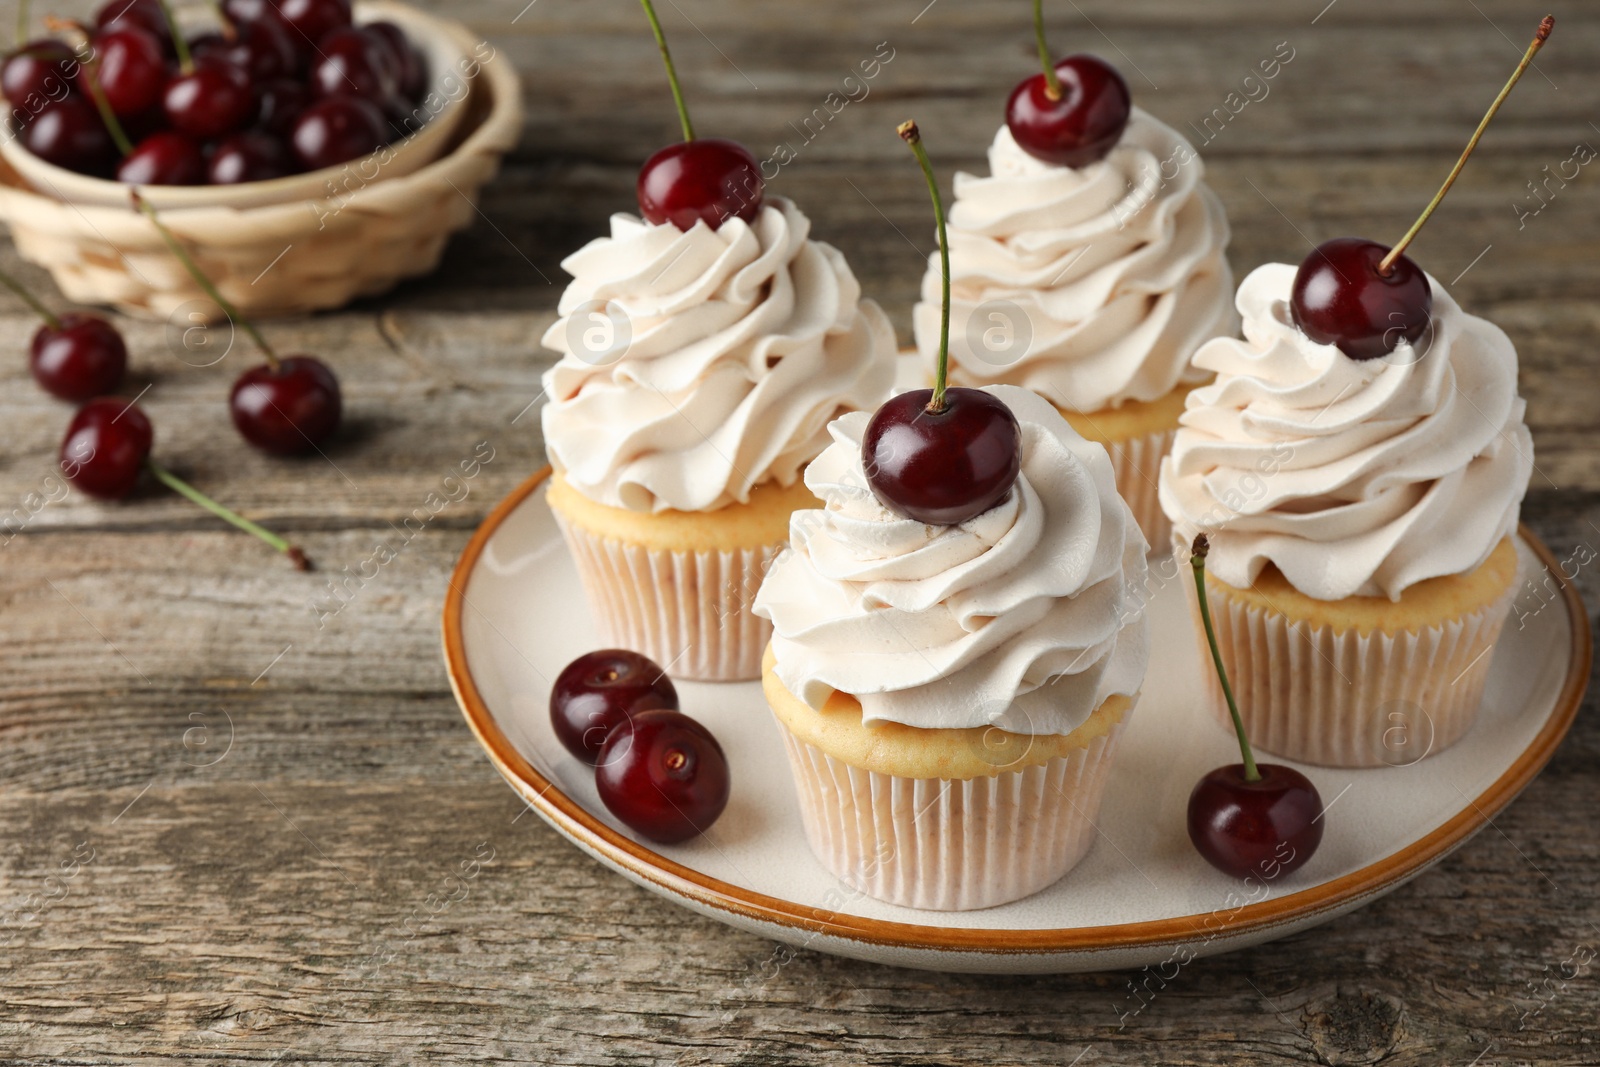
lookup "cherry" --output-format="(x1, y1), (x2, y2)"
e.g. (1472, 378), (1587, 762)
(550, 649), (679, 765)
(1187, 763), (1324, 880)
(191, 17), (297, 82)
(595, 709), (729, 845)
(290, 95), (386, 169)
(208, 129), (294, 183)
(365, 21), (425, 102)
(94, 0), (174, 56)
(59, 396), (152, 499)
(79, 27), (168, 117)
(164, 58), (253, 139)
(253, 77), (311, 138)
(22, 96), (114, 174)
(310, 26), (399, 107)
(271, 0), (352, 51)
(230, 356), (343, 454)
(2, 39), (79, 107)
(862, 388), (1022, 526)
(637, 139), (763, 231)
(30, 313), (129, 401)
(117, 129), (205, 185)
(1006, 55), (1130, 168)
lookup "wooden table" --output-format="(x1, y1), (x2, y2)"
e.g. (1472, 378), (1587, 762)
(2, 0), (1596, 1062)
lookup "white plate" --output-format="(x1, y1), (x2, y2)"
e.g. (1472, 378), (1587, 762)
(443, 471), (1588, 974)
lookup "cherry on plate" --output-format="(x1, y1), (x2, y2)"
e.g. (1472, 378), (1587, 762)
(595, 709), (730, 845)
(59, 396), (152, 499)
(1290, 237), (1432, 361)
(1187, 763), (1324, 880)
(862, 387), (1022, 526)
(230, 355), (343, 455)
(550, 649), (679, 764)
(637, 138), (764, 232)
(1005, 54), (1131, 168)
(31, 313), (128, 401)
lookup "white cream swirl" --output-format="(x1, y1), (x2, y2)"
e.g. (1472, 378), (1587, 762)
(540, 197), (895, 513)
(1158, 263), (1533, 601)
(912, 109), (1235, 412)
(754, 386), (1149, 734)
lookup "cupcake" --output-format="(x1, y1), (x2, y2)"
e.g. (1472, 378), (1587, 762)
(1158, 263), (1532, 767)
(754, 385), (1150, 910)
(912, 108), (1236, 547)
(541, 196), (895, 681)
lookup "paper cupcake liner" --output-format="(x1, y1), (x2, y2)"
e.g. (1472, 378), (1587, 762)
(1104, 423), (1177, 551)
(774, 719), (1126, 911)
(553, 513), (779, 682)
(1187, 575), (1519, 768)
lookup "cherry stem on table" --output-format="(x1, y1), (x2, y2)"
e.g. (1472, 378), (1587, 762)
(1379, 14), (1553, 276)
(638, 0), (694, 143)
(1032, 0), (1063, 100)
(153, 0), (194, 74)
(147, 460), (310, 569)
(1191, 534), (1259, 783)
(132, 193), (281, 369)
(899, 120), (951, 414)
(0, 266), (62, 329)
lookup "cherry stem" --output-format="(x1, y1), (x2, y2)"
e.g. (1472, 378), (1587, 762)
(899, 120), (951, 414)
(147, 460), (311, 570)
(77, 47), (135, 157)
(1380, 14), (1553, 276)
(1032, 0), (1063, 100)
(153, 0), (194, 74)
(132, 193), (280, 369)
(1191, 534), (1259, 783)
(638, 0), (694, 143)
(0, 266), (62, 329)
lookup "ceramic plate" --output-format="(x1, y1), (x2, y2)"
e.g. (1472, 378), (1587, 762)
(443, 469), (1588, 974)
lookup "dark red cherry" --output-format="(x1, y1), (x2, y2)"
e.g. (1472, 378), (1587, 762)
(365, 21), (425, 102)
(163, 58), (253, 139)
(1290, 237), (1433, 361)
(290, 95), (385, 169)
(637, 138), (764, 231)
(59, 396), (152, 500)
(23, 96), (115, 174)
(550, 649), (679, 765)
(595, 709), (729, 845)
(208, 129), (294, 184)
(1005, 54), (1131, 168)
(78, 28), (168, 117)
(117, 129), (205, 185)
(94, 0), (174, 56)
(253, 77), (311, 138)
(862, 388), (1022, 526)
(310, 26), (399, 106)
(229, 355), (342, 454)
(30, 314), (128, 401)
(272, 0), (352, 50)
(1187, 763), (1324, 880)
(2, 39), (80, 107)
(191, 17), (297, 82)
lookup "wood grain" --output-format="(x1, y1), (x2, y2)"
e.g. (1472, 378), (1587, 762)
(0, 0), (1597, 1063)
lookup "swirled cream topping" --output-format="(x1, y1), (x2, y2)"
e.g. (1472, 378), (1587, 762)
(912, 109), (1235, 412)
(540, 196), (895, 513)
(1158, 263), (1533, 601)
(754, 386), (1149, 734)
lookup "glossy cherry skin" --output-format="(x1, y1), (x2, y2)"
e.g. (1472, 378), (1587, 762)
(1187, 763), (1324, 880)
(117, 130), (205, 185)
(365, 21), (425, 101)
(595, 709), (730, 845)
(273, 0), (353, 50)
(637, 138), (764, 231)
(290, 95), (386, 169)
(164, 59), (254, 139)
(1290, 237), (1433, 361)
(191, 17), (298, 82)
(30, 314), (129, 401)
(23, 97), (115, 174)
(862, 388), (1022, 526)
(254, 77), (312, 138)
(59, 396), (153, 500)
(2, 39), (80, 108)
(94, 0), (174, 56)
(79, 28), (168, 117)
(310, 26), (399, 106)
(229, 355), (342, 454)
(550, 649), (679, 765)
(209, 130), (294, 184)
(1005, 55), (1131, 168)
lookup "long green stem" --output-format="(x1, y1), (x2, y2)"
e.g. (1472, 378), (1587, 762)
(1191, 535), (1258, 782)
(152, 0), (193, 73)
(638, 0), (694, 142)
(1032, 0), (1062, 99)
(1379, 15), (1552, 275)
(0, 266), (61, 328)
(899, 120), (951, 413)
(132, 193), (279, 368)
(148, 461), (309, 569)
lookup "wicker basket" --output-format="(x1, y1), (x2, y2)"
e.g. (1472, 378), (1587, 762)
(0, 2), (521, 321)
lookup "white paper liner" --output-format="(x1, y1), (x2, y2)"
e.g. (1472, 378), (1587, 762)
(552, 512), (779, 682)
(774, 718), (1126, 911)
(1185, 570), (1519, 768)
(1104, 421), (1177, 552)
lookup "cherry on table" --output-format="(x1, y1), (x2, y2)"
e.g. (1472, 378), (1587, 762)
(1187, 763), (1324, 880)
(79, 27), (168, 118)
(31, 313), (129, 401)
(290, 95), (387, 170)
(862, 387), (1022, 526)
(1005, 54), (1131, 167)
(230, 355), (343, 455)
(637, 139), (764, 231)
(2, 39), (80, 107)
(164, 58), (254, 139)
(551, 649), (679, 765)
(117, 129), (205, 185)
(23, 96), (115, 174)
(209, 130), (294, 184)
(59, 395), (152, 499)
(595, 709), (730, 845)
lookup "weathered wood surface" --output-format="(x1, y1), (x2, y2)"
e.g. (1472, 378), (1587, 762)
(1, 0), (1597, 1063)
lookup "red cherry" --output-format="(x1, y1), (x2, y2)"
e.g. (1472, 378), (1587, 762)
(229, 355), (342, 454)
(365, 21), (425, 102)
(78, 28), (168, 117)
(191, 17), (298, 82)
(59, 396), (152, 500)
(1290, 237), (1433, 361)
(1186, 763), (1324, 880)
(550, 649), (679, 765)
(595, 709), (729, 845)
(30, 314), (129, 401)
(22, 96), (115, 174)
(1005, 54), (1131, 168)
(272, 0), (352, 49)
(208, 130), (294, 184)
(290, 95), (386, 170)
(117, 129), (205, 185)
(94, 0), (174, 56)
(2, 39), (79, 108)
(637, 138), (764, 231)
(253, 77), (312, 138)
(310, 26), (399, 107)
(164, 58), (253, 139)
(861, 388), (1022, 526)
